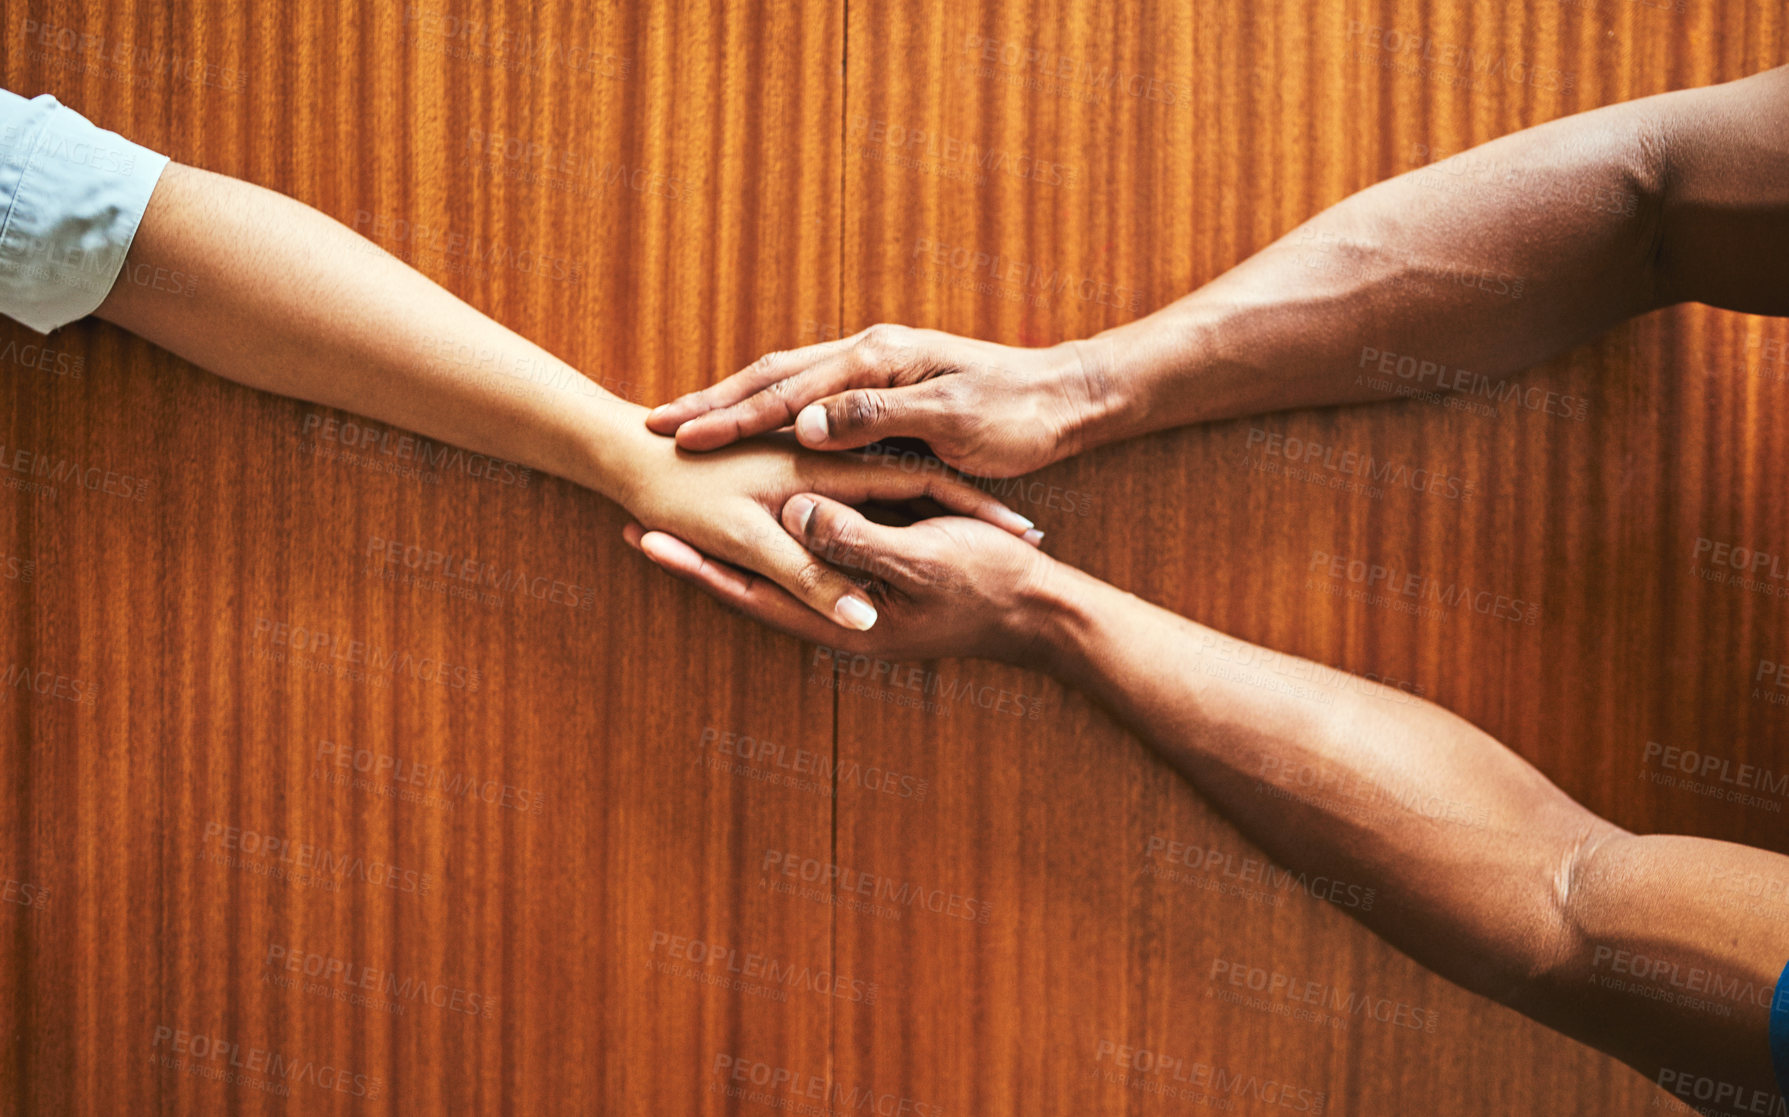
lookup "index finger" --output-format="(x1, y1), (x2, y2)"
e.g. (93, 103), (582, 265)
(646, 337), (858, 435)
(626, 523), (849, 647)
(812, 454), (1043, 542)
(672, 350), (865, 452)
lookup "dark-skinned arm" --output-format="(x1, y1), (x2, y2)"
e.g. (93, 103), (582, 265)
(649, 66), (1789, 477)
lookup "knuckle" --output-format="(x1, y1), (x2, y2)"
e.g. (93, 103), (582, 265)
(922, 475), (966, 504)
(731, 514), (781, 553)
(942, 372), (976, 400)
(815, 521), (863, 568)
(791, 562), (832, 596)
(928, 376), (969, 410)
(762, 376), (802, 405)
(838, 390), (885, 432)
(856, 323), (910, 364)
(863, 550), (904, 584)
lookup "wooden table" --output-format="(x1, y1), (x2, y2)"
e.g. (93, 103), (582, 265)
(2, 0), (1784, 1112)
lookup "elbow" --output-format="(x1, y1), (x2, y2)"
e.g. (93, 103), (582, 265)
(1500, 820), (1629, 1020)
(1628, 114), (1678, 309)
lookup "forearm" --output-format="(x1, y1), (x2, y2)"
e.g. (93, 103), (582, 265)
(1030, 564), (1610, 1004)
(1027, 563), (1787, 1090)
(1067, 67), (1789, 448)
(95, 163), (652, 501)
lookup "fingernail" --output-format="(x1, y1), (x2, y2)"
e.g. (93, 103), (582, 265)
(1022, 528), (1045, 546)
(787, 495), (817, 532)
(796, 404), (830, 445)
(647, 405), (668, 421)
(992, 508), (1035, 534)
(835, 594), (878, 631)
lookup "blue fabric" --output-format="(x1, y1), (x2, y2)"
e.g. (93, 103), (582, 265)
(1772, 959), (1789, 1099)
(0, 89), (168, 333)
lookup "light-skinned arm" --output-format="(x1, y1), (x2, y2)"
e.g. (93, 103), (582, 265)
(649, 65), (1789, 477)
(92, 163), (1038, 631)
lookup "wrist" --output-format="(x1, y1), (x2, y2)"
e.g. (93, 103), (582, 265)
(1057, 330), (1152, 458)
(569, 395), (660, 505)
(1004, 556), (1105, 679)
(1062, 308), (1221, 453)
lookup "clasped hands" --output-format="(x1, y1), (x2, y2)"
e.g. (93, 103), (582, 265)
(621, 325), (1111, 666)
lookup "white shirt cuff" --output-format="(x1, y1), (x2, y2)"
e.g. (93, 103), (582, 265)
(0, 89), (170, 334)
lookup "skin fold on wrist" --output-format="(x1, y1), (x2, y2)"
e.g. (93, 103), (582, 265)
(1002, 556), (1103, 677)
(571, 395), (662, 504)
(1058, 330), (1159, 458)
(1070, 306), (1229, 448)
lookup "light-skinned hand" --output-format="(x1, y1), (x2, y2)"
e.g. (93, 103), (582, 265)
(611, 431), (1039, 633)
(623, 489), (1064, 663)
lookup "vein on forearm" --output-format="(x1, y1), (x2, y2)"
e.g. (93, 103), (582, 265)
(1089, 66), (1789, 438)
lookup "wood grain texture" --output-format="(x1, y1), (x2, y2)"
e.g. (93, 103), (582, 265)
(1, 0), (1785, 1114)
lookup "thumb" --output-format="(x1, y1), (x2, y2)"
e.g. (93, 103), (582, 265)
(781, 492), (927, 595)
(795, 381), (967, 453)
